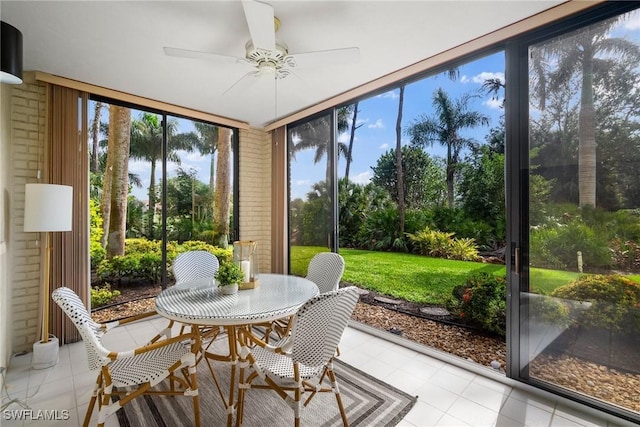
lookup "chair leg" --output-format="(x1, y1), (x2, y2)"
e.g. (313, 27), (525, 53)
(327, 367), (349, 427)
(83, 376), (101, 427)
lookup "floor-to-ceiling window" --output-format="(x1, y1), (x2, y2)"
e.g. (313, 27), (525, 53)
(512, 3), (640, 421)
(89, 97), (238, 291)
(287, 112), (336, 275)
(285, 2), (639, 422)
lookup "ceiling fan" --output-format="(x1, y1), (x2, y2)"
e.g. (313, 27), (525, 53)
(163, 0), (360, 95)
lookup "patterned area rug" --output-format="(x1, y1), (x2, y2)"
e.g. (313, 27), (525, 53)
(116, 338), (416, 427)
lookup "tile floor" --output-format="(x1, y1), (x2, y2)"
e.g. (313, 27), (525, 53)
(0, 316), (635, 427)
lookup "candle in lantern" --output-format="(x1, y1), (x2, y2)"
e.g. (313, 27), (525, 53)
(240, 260), (251, 282)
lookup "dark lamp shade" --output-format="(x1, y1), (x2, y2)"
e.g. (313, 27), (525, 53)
(1, 21), (23, 84)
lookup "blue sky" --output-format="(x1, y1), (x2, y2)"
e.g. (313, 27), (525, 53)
(291, 50), (505, 199)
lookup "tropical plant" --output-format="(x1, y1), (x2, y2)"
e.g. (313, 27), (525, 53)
(130, 112), (193, 238)
(448, 273), (507, 337)
(406, 88), (490, 208)
(215, 262), (245, 287)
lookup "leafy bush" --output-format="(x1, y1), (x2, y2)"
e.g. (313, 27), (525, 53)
(406, 226), (479, 261)
(91, 284), (120, 308)
(529, 220), (611, 271)
(89, 199), (105, 268)
(358, 207), (408, 252)
(447, 273), (506, 337)
(551, 274), (640, 333)
(97, 238), (231, 286)
(528, 294), (572, 328)
(609, 239), (640, 272)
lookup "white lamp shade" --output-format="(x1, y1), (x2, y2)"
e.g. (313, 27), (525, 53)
(24, 184), (73, 232)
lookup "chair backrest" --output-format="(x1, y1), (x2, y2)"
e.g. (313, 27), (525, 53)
(52, 287), (110, 371)
(289, 286), (359, 368)
(305, 252), (345, 294)
(172, 250), (219, 284)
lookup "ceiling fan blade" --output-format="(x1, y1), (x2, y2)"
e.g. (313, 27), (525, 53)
(287, 47), (360, 68)
(241, 0), (276, 51)
(222, 70), (261, 96)
(163, 47), (244, 64)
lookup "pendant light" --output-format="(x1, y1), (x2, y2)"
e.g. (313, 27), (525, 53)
(1, 21), (23, 84)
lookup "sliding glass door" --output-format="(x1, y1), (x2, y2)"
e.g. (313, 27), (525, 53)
(514, 4), (640, 420)
(287, 112), (336, 276)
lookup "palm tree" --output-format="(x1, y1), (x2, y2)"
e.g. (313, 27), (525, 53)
(531, 15), (640, 207)
(395, 85), (406, 234)
(289, 109), (349, 186)
(101, 105), (131, 257)
(344, 101), (362, 180)
(213, 127), (233, 247)
(406, 88), (490, 208)
(129, 113), (188, 238)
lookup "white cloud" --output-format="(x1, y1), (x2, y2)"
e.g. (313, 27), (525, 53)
(483, 98), (503, 110)
(379, 143), (389, 150)
(295, 179), (310, 187)
(376, 90), (399, 100)
(350, 170), (372, 185)
(368, 118), (384, 129)
(337, 131), (349, 143)
(462, 72), (505, 85)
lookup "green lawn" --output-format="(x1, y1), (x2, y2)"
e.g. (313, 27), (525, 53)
(290, 246), (640, 306)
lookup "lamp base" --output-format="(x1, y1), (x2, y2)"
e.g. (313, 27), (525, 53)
(32, 337), (59, 370)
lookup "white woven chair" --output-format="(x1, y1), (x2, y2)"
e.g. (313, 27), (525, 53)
(264, 252), (346, 341)
(236, 286), (360, 427)
(306, 252), (345, 293)
(172, 250), (219, 285)
(52, 287), (201, 427)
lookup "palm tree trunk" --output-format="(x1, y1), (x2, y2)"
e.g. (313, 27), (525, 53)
(104, 105), (131, 258)
(446, 143), (454, 208)
(214, 128), (232, 247)
(91, 102), (102, 173)
(579, 52), (597, 207)
(396, 86), (406, 234)
(345, 101), (359, 180)
(147, 160), (156, 238)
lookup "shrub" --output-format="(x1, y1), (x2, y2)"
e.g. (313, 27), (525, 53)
(89, 199), (105, 267)
(447, 273), (506, 337)
(406, 226), (480, 261)
(529, 220), (611, 271)
(528, 294), (572, 328)
(609, 239), (640, 272)
(91, 284), (121, 308)
(551, 274), (640, 334)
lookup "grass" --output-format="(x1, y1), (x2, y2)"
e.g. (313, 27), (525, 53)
(290, 246), (640, 306)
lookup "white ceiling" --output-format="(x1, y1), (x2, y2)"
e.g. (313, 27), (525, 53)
(1, 1), (564, 128)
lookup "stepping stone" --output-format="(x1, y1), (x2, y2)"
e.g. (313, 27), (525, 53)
(420, 307), (450, 316)
(356, 288), (370, 296)
(374, 296), (402, 305)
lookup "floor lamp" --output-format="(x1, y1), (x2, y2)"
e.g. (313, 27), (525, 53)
(24, 183), (73, 369)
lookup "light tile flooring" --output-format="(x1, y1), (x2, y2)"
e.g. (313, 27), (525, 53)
(1, 316), (634, 427)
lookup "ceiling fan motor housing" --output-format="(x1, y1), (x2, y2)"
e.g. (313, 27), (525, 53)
(244, 40), (291, 78)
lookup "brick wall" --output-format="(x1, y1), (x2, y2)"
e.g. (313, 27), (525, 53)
(9, 77), (47, 353)
(238, 128), (272, 274)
